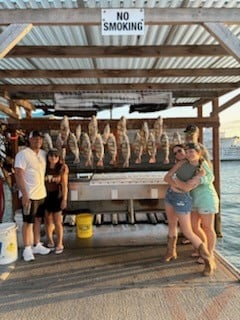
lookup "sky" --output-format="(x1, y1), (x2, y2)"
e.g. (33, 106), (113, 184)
(97, 88), (240, 137)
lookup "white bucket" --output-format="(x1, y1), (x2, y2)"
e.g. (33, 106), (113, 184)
(0, 223), (18, 265)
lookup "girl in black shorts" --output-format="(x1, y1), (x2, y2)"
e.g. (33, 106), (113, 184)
(44, 148), (69, 254)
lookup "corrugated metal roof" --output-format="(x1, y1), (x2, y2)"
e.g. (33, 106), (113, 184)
(0, 0), (239, 116)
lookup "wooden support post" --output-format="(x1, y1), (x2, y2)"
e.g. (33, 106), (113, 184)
(197, 105), (203, 142)
(212, 98), (222, 237)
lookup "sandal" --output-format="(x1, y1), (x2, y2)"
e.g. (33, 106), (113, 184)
(55, 247), (64, 255)
(191, 252), (200, 257)
(47, 243), (55, 251)
(196, 257), (205, 264)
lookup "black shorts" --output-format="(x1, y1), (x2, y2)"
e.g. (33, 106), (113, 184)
(45, 190), (62, 214)
(22, 198), (46, 223)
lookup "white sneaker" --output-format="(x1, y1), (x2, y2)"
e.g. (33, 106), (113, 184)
(32, 243), (51, 255)
(23, 247), (35, 262)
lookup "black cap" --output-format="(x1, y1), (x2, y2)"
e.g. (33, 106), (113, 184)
(47, 148), (60, 157)
(29, 130), (43, 138)
(184, 124), (199, 133)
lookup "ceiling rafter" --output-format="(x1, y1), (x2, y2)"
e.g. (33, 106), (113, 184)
(0, 101), (19, 119)
(1, 68), (239, 78)
(0, 8), (240, 25)
(0, 6), (239, 116)
(203, 23), (240, 63)
(215, 93), (240, 114)
(0, 82), (233, 97)
(0, 23), (32, 59)
(7, 45), (228, 58)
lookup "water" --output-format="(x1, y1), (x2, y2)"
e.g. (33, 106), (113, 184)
(2, 162), (240, 270)
(216, 161), (240, 270)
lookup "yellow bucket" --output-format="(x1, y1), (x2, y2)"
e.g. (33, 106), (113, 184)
(76, 214), (93, 238)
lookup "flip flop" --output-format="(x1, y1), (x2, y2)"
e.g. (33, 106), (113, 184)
(196, 257), (204, 264)
(47, 243), (55, 251)
(191, 252), (200, 257)
(55, 247), (64, 255)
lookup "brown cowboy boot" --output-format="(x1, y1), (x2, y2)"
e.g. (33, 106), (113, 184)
(198, 243), (214, 276)
(161, 236), (177, 262)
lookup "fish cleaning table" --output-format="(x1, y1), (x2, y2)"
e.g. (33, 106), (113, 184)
(69, 172), (167, 201)
(68, 172), (168, 224)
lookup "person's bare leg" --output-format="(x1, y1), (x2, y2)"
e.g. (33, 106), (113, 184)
(45, 213), (55, 246)
(162, 204), (178, 262)
(33, 217), (42, 245)
(200, 214), (216, 259)
(53, 212), (64, 249)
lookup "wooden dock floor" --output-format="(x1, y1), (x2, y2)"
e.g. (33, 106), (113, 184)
(0, 225), (240, 320)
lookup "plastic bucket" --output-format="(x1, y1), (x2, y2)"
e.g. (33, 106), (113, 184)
(0, 222), (18, 265)
(76, 214), (93, 238)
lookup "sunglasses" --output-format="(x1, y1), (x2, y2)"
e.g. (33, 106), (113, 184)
(173, 149), (183, 156)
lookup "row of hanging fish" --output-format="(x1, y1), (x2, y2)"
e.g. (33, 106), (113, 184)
(41, 115), (182, 168)
(132, 117), (182, 165)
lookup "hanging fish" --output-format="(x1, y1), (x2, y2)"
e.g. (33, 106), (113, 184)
(88, 115), (98, 145)
(133, 131), (143, 164)
(61, 147), (66, 162)
(55, 115), (70, 160)
(121, 133), (131, 168)
(59, 115), (70, 145)
(153, 116), (163, 145)
(60, 115), (70, 131)
(102, 123), (111, 144)
(80, 132), (93, 167)
(172, 131), (182, 146)
(67, 132), (80, 164)
(107, 133), (117, 165)
(160, 132), (170, 164)
(117, 116), (127, 145)
(139, 121), (149, 151)
(75, 124), (81, 146)
(94, 133), (104, 167)
(55, 133), (66, 160)
(42, 133), (53, 152)
(147, 131), (157, 164)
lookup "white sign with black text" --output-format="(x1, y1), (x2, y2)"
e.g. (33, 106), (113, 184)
(101, 8), (144, 36)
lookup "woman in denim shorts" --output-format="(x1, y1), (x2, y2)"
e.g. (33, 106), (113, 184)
(162, 143), (214, 276)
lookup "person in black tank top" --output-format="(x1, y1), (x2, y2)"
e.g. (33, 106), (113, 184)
(44, 148), (69, 254)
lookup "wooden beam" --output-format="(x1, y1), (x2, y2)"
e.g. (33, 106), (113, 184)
(217, 93), (240, 113)
(0, 82), (238, 93)
(0, 24), (32, 59)
(192, 99), (211, 108)
(3, 94), (36, 111)
(0, 8), (239, 25)
(0, 102), (19, 119)
(8, 117), (221, 132)
(7, 45), (228, 58)
(14, 99), (36, 111)
(9, 90), (225, 100)
(203, 23), (240, 63)
(1, 68), (239, 79)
